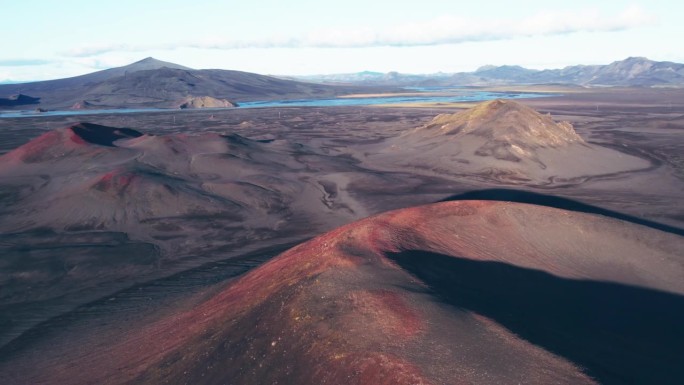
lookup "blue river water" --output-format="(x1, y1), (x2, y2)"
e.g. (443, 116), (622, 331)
(0, 90), (552, 119)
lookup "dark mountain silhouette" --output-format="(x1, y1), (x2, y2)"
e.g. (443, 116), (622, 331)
(0, 93), (40, 107)
(0, 58), (187, 102)
(0, 57), (370, 109)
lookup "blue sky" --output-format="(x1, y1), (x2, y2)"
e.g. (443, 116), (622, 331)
(1, 0), (683, 82)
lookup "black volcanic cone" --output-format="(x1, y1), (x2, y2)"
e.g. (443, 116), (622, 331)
(69, 122), (143, 147)
(0, 94), (40, 106)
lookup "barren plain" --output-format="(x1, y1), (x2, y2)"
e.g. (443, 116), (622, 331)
(1, 86), (683, 384)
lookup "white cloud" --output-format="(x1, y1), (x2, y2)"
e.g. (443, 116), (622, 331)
(0, 59), (53, 67)
(63, 5), (656, 57)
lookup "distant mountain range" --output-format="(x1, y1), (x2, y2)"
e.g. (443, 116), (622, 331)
(0, 57), (372, 110)
(295, 57), (684, 87)
(2, 57), (682, 111)
(294, 70), (452, 85)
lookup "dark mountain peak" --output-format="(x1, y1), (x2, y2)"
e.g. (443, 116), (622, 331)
(621, 56), (651, 63)
(475, 64), (531, 73)
(475, 65), (497, 72)
(607, 57), (654, 68)
(501, 65), (527, 70)
(358, 70), (384, 76)
(121, 57), (193, 72)
(472, 65), (538, 81)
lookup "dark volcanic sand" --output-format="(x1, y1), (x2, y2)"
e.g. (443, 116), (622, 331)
(0, 87), (683, 384)
(1, 201), (682, 384)
(2, 88), (683, 225)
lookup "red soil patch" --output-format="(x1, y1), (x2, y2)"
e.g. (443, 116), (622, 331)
(331, 353), (434, 385)
(348, 289), (423, 337)
(1, 129), (89, 163)
(0, 122), (142, 163)
(91, 169), (138, 195)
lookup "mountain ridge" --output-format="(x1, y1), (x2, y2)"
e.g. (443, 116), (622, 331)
(0, 57), (373, 110)
(295, 57), (684, 87)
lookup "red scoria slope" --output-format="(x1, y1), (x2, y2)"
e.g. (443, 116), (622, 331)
(3, 201), (683, 385)
(1, 122), (142, 164)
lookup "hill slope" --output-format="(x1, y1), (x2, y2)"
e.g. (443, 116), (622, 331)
(3, 200), (682, 384)
(0, 57), (367, 109)
(366, 99), (649, 184)
(0, 122), (367, 344)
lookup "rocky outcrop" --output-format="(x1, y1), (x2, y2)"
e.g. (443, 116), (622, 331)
(408, 99), (583, 162)
(175, 96), (238, 109)
(71, 100), (95, 109)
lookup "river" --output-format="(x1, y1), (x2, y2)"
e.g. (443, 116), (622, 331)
(0, 90), (553, 118)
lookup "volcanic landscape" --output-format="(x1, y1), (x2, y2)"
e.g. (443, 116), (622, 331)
(0, 58), (683, 385)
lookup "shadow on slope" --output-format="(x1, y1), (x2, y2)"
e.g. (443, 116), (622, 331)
(388, 250), (684, 385)
(70, 122), (143, 146)
(440, 188), (684, 236)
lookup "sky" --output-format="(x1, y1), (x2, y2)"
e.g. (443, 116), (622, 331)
(1, 0), (683, 82)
